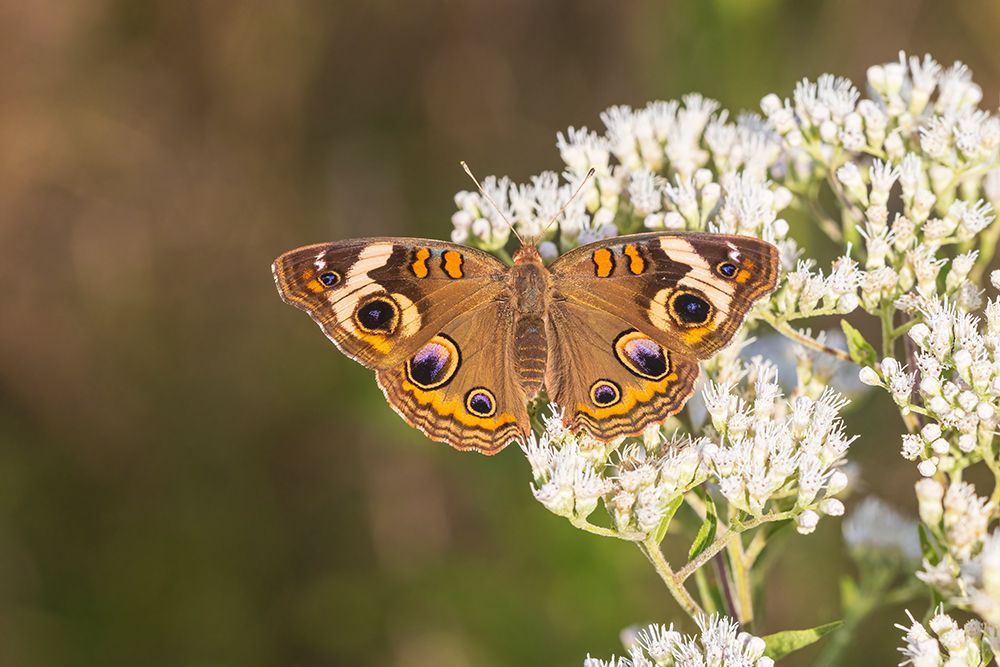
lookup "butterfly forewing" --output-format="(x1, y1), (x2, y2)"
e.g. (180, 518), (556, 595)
(273, 238), (507, 369)
(548, 232), (780, 359)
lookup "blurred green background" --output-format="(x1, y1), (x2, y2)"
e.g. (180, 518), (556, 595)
(3, 1), (1000, 665)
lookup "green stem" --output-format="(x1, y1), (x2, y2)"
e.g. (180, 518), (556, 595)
(693, 567), (719, 615)
(677, 511), (796, 582)
(569, 517), (644, 541)
(981, 439), (1000, 507)
(727, 533), (754, 626)
(760, 313), (852, 362)
(890, 318), (920, 340)
(879, 304), (895, 360)
(639, 539), (704, 620)
(971, 218), (1000, 285)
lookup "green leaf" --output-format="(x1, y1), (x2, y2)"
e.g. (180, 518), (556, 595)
(653, 495), (685, 544)
(762, 621), (843, 660)
(688, 493), (717, 561)
(919, 523), (942, 565)
(841, 321), (878, 367)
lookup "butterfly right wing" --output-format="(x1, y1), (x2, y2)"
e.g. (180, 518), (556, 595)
(375, 297), (531, 454)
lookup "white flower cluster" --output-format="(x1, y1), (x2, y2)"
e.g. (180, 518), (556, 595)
(584, 615), (774, 667)
(451, 171), (594, 254)
(701, 363), (854, 533)
(865, 296), (1000, 477)
(523, 405), (705, 538)
(452, 96), (801, 285)
(896, 607), (997, 667)
(915, 478), (1000, 624)
(842, 496), (921, 566)
(761, 52), (1000, 317)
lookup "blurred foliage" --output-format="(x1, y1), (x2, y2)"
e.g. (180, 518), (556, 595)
(1, 1), (999, 665)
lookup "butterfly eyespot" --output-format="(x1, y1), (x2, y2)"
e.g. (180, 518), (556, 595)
(405, 335), (460, 390)
(465, 388), (496, 417)
(717, 262), (738, 278)
(319, 271), (341, 287)
(614, 330), (670, 380)
(354, 296), (400, 334)
(589, 380), (622, 407)
(670, 292), (713, 326)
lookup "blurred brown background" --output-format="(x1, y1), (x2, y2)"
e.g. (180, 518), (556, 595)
(2, 1), (1000, 665)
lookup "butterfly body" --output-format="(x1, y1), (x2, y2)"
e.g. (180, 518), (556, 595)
(273, 233), (779, 454)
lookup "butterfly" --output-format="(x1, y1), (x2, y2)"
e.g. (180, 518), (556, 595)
(273, 226), (779, 455)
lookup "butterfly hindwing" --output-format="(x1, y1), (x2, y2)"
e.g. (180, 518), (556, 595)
(376, 299), (531, 454)
(546, 300), (700, 440)
(549, 232), (780, 359)
(273, 238), (507, 369)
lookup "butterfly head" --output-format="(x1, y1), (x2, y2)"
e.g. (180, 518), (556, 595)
(461, 161), (595, 258)
(512, 242), (543, 265)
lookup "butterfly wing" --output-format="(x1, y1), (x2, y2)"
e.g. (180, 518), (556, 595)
(273, 238), (527, 453)
(546, 301), (700, 439)
(549, 232), (780, 358)
(376, 299), (531, 454)
(545, 232), (778, 439)
(273, 238), (507, 369)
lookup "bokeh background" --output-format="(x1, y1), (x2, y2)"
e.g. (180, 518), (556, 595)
(3, 1), (1000, 665)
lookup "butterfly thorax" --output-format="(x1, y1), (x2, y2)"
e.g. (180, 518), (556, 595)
(509, 244), (550, 396)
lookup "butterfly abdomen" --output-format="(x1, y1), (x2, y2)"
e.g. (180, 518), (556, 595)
(510, 252), (551, 396)
(513, 315), (547, 396)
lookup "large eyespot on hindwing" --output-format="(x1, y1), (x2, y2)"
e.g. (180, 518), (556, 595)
(465, 387), (497, 417)
(354, 295), (401, 334)
(405, 334), (461, 390)
(589, 380), (622, 407)
(614, 330), (671, 380)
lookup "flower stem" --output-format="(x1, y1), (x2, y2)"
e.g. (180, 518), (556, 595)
(639, 539), (704, 620)
(693, 567), (719, 615)
(570, 516), (644, 541)
(879, 304), (896, 359)
(727, 533), (754, 626)
(677, 511), (795, 582)
(761, 314), (852, 362)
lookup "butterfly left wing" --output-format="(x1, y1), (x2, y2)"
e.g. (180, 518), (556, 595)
(544, 232), (779, 439)
(549, 232), (780, 358)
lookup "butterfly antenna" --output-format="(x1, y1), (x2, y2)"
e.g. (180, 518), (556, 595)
(539, 167), (596, 240)
(460, 160), (525, 246)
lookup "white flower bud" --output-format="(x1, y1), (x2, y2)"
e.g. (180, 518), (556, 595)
(820, 120), (839, 143)
(858, 367), (881, 386)
(761, 93), (782, 116)
(797, 510), (820, 535)
(958, 432), (978, 453)
(917, 459), (938, 477)
(930, 438), (950, 455)
(921, 423), (942, 442)
(827, 470), (849, 495)
(916, 478), (945, 525)
(820, 498), (845, 516)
